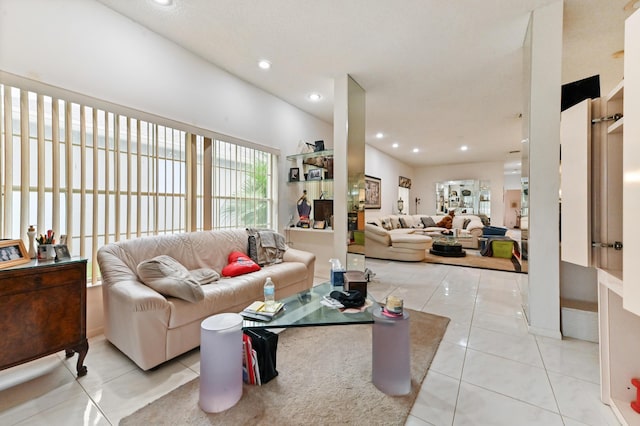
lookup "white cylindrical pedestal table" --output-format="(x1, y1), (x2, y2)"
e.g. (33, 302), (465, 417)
(372, 306), (411, 395)
(199, 313), (243, 413)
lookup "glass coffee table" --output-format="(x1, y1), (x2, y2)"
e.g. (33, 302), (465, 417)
(242, 282), (376, 330)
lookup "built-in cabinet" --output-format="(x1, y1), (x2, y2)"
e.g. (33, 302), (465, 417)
(435, 179), (491, 220)
(285, 149), (335, 277)
(598, 9), (640, 425)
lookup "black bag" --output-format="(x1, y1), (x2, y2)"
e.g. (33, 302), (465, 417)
(244, 329), (279, 384)
(330, 289), (365, 308)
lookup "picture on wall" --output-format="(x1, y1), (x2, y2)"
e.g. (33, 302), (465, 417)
(365, 175), (381, 209)
(399, 176), (412, 189)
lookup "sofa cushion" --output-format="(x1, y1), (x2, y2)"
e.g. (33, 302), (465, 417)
(380, 218), (393, 230)
(421, 216), (436, 228)
(452, 216), (465, 229)
(463, 218), (471, 229)
(399, 217), (409, 228)
(389, 216), (402, 229)
(221, 251), (261, 277)
(190, 268), (220, 285)
(137, 255), (205, 303)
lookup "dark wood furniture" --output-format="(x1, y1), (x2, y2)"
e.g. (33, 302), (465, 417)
(0, 258), (88, 377)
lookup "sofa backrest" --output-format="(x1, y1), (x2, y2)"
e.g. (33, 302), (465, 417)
(98, 229), (249, 288)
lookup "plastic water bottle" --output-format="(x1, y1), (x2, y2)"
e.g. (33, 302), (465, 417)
(264, 277), (275, 309)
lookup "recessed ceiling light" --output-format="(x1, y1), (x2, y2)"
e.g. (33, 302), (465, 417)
(308, 93), (322, 102)
(460, 145), (468, 151)
(152, 0), (172, 5)
(392, 143), (399, 148)
(258, 60), (271, 70)
(412, 148), (419, 153)
(376, 132), (384, 139)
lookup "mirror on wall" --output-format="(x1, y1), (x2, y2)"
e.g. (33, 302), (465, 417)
(435, 179), (491, 224)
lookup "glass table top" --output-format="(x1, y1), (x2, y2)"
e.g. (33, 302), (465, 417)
(242, 281), (376, 330)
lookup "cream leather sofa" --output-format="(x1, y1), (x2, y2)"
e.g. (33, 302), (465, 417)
(365, 224), (433, 261)
(97, 229), (315, 370)
(366, 213), (484, 257)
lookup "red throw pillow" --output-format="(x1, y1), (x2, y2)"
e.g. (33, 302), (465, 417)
(221, 251), (261, 277)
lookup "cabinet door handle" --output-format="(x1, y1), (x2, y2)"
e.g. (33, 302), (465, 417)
(591, 241), (623, 250)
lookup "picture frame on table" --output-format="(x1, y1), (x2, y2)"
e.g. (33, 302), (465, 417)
(307, 168), (323, 181)
(54, 244), (71, 261)
(289, 167), (300, 182)
(0, 239), (30, 269)
(365, 175), (381, 209)
(312, 220), (326, 229)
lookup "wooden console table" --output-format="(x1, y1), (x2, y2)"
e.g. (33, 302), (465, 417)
(0, 257), (88, 377)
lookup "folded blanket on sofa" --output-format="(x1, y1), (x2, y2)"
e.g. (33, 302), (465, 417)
(247, 228), (286, 266)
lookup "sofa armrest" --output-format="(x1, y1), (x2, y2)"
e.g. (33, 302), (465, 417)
(283, 247), (315, 269)
(108, 279), (170, 312)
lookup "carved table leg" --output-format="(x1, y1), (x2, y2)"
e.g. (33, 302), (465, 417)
(73, 339), (89, 377)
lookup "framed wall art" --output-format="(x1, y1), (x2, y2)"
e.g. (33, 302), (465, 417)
(399, 176), (412, 189)
(365, 175), (381, 209)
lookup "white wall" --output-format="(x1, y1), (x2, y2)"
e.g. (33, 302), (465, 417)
(413, 161), (506, 227)
(503, 173), (522, 190)
(0, 0), (332, 335)
(365, 145), (416, 218)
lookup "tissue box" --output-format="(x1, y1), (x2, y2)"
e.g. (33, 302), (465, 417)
(331, 269), (345, 286)
(344, 271), (367, 297)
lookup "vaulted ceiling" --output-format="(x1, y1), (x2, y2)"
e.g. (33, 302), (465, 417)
(97, 0), (634, 172)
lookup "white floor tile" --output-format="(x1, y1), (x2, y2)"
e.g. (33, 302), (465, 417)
(471, 310), (529, 336)
(88, 359), (198, 424)
(410, 370), (459, 426)
(453, 382), (564, 426)
(71, 336), (138, 394)
(0, 363), (85, 426)
(536, 338), (600, 384)
(467, 326), (544, 368)
(441, 320), (471, 348)
(547, 372), (620, 426)
(461, 349), (558, 412)
(429, 341), (466, 379)
(404, 414), (435, 426)
(14, 392), (109, 426)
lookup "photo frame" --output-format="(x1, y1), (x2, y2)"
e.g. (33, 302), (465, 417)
(312, 220), (326, 229)
(307, 168), (323, 181)
(289, 167), (300, 182)
(54, 244), (71, 261)
(365, 175), (382, 209)
(0, 239), (30, 268)
(399, 176), (412, 189)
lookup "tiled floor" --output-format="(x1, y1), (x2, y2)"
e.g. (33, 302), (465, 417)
(0, 259), (620, 425)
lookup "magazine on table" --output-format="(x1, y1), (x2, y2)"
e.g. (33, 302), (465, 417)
(241, 301), (284, 321)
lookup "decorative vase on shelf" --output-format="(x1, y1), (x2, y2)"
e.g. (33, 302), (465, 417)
(27, 225), (37, 259)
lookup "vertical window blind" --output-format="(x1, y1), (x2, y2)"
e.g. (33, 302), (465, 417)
(0, 84), (277, 284)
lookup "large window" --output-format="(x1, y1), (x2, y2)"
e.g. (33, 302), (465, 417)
(0, 84), (277, 284)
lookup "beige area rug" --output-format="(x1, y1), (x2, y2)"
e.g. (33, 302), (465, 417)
(121, 310), (449, 426)
(424, 249), (528, 273)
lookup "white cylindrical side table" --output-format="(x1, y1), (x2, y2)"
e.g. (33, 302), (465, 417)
(372, 306), (411, 395)
(199, 313), (243, 413)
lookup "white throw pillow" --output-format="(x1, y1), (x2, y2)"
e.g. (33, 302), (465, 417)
(137, 255), (204, 302)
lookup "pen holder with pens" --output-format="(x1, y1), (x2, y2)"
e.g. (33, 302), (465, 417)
(36, 230), (56, 260)
(38, 244), (56, 260)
